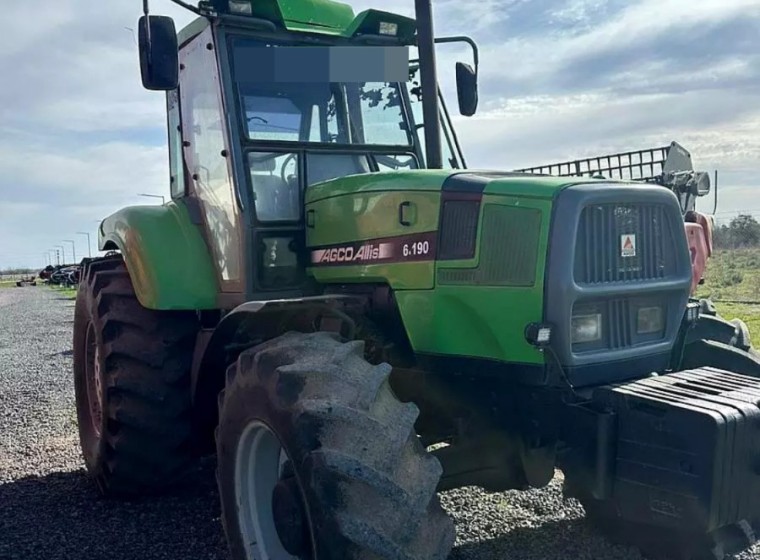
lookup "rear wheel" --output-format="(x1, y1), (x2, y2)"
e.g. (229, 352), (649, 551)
(72, 255), (200, 497)
(216, 330), (455, 560)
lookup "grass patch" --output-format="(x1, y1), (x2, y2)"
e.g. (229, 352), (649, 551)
(48, 285), (77, 300)
(697, 248), (760, 339)
(711, 302), (760, 339)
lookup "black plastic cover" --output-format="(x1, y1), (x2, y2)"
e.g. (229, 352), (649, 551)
(592, 367), (760, 533)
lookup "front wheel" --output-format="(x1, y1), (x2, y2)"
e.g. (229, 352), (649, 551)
(216, 331), (455, 560)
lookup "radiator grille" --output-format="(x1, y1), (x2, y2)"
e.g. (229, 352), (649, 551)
(575, 204), (673, 284)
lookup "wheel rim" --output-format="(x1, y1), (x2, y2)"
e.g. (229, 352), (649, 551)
(235, 421), (312, 560)
(84, 322), (103, 438)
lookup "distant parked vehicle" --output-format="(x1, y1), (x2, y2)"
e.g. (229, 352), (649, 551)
(15, 276), (37, 287)
(41, 264), (81, 287)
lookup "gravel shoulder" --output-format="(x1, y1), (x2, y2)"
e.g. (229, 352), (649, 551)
(2, 286), (759, 560)
(0, 287), (226, 560)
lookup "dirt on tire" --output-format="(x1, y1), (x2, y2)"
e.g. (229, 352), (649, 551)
(72, 255), (200, 497)
(216, 330), (455, 560)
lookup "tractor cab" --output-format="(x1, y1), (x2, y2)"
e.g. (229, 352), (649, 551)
(139, 0), (475, 301)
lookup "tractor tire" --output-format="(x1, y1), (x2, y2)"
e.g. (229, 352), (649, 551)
(72, 255), (200, 497)
(216, 330), (455, 560)
(681, 339), (760, 377)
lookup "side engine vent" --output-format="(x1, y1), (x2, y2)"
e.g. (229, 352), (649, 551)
(438, 200), (481, 260)
(438, 204), (541, 287)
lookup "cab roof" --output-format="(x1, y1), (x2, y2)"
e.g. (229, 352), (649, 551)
(181, 0), (416, 43)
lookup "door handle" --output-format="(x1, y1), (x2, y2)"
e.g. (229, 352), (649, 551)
(306, 210), (316, 228)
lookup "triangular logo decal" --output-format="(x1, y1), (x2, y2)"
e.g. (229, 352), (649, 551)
(621, 234), (637, 257)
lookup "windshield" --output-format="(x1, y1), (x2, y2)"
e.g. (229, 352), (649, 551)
(232, 39), (415, 147)
(241, 81), (411, 145)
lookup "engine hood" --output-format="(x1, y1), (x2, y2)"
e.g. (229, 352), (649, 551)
(304, 168), (603, 204)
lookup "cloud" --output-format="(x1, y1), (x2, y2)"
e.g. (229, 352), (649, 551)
(0, 0), (758, 269)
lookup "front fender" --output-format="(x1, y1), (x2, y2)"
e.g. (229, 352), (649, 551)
(98, 200), (218, 310)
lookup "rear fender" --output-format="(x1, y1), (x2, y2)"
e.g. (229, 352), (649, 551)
(98, 200), (218, 310)
(693, 211), (714, 257)
(685, 223), (708, 295)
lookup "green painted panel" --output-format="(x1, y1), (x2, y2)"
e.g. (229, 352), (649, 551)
(305, 169), (578, 204)
(305, 170), (451, 204)
(279, 0), (355, 32)
(394, 289), (545, 365)
(209, 1), (415, 38)
(481, 175), (577, 199)
(98, 201), (219, 311)
(307, 190), (441, 245)
(307, 189), (440, 289)
(309, 262), (434, 290)
(395, 197), (553, 365)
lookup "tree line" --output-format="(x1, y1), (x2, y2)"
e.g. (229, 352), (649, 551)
(0, 267), (37, 277)
(713, 214), (760, 249)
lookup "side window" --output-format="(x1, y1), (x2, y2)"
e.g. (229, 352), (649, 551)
(306, 153), (371, 186)
(167, 89), (185, 199)
(248, 152), (300, 222)
(375, 154), (419, 172)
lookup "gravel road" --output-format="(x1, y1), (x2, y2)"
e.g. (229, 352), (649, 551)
(1, 286), (759, 560)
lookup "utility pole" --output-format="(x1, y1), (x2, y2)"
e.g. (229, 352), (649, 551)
(77, 232), (92, 258)
(63, 240), (77, 263)
(55, 245), (66, 264)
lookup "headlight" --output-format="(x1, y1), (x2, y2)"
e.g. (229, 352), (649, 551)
(571, 313), (602, 344)
(637, 306), (664, 334)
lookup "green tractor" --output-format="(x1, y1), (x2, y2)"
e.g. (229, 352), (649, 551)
(72, 0), (760, 558)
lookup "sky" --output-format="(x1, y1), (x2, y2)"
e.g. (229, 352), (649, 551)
(0, 0), (758, 269)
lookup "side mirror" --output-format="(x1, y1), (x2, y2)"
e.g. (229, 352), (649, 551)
(690, 171), (711, 197)
(456, 62), (478, 117)
(138, 15), (179, 91)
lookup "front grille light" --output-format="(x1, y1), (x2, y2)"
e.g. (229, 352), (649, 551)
(571, 313), (603, 344)
(637, 306), (664, 334)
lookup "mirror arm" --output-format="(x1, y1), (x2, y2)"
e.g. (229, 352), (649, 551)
(434, 35), (479, 72)
(142, 0), (152, 68)
(167, 0), (203, 15)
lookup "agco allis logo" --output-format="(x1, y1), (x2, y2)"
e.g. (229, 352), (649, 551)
(311, 243), (392, 264)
